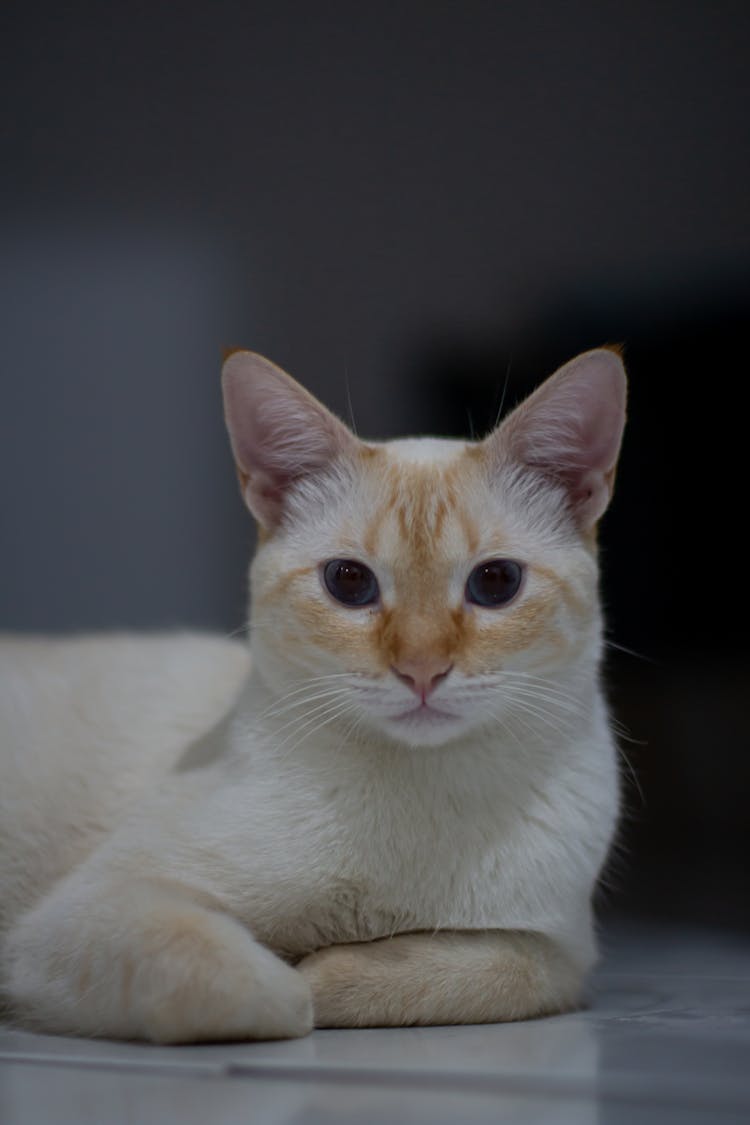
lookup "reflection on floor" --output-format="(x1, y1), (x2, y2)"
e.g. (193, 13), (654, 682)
(2, 922), (749, 1124)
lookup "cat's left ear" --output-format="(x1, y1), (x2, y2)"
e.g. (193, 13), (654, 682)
(486, 348), (627, 530)
(222, 351), (358, 530)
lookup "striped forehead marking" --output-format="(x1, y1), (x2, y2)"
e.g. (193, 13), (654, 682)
(363, 460), (478, 563)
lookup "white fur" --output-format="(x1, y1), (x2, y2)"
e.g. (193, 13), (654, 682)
(0, 353), (623, 1042)
(0, 631), (616, 1038)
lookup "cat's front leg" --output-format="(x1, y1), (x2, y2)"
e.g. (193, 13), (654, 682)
(2, 877), (312, 1043)
(297, 930), (583, 1028)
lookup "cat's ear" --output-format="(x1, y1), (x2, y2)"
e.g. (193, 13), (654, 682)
(486, 348), (627, 530)
(222, 351), (358, 529)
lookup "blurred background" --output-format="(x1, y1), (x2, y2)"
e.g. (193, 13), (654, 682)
(2, 1), (748, 931)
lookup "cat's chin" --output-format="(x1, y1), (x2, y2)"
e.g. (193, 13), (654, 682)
(376, 706), (472, 749)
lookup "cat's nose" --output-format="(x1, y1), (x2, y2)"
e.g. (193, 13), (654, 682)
(392, 659), (453, 702)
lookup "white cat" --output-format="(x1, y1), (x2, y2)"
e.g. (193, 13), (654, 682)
(0, 347), (626, 1042)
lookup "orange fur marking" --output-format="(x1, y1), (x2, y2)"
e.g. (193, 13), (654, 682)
(221, 345), (249, 362)
(260, 565), (318, 602)
(255, 442), (597, 686)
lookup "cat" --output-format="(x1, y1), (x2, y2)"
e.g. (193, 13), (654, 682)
(0, 345), (626, 1043)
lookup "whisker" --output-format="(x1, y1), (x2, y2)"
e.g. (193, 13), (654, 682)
(474, 670), (585, 700)
(274, 698), (361, 758)
(604, 639), (656, 664)
(223, 623), (249, 641)
(493, 670), (589, 702)
(481, 679), (589, 727)
(253, 674), (357, 719)
(617, 743), (646, 807)
(500, 692), (579, 738)
(492, 682), (587, 716)
(480, 704), (527, 749)
(258, 685), (354, 723)
(255, 675), (355, 702)
(265, 692), (358, 740)
(335, 711), (366, 753)
(270, 703), (348, 755)
(609, 715), (648, 747)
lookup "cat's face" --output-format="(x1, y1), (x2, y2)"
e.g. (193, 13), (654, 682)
(223, 350), (626, 749)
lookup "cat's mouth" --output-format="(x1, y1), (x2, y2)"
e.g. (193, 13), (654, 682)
(389, 702), (458, 724)
(380, 699), (467, 746)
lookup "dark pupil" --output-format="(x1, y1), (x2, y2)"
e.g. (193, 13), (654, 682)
(324, 559), (378, 606)
(467, 560), (522, 607)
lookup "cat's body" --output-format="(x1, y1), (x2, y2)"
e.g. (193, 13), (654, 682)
(0, 349), (626, 1042)
(0, 633), (250, 933)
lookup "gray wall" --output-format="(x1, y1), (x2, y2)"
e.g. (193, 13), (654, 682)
(4, 1), (748, 632)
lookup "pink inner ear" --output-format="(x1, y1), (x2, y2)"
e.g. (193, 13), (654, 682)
(222, 351), (357, 529)
(498, 349), (627, 529)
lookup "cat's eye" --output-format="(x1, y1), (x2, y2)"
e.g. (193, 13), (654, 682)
(465, 559), (523, 608)
(322, 559), (380, 607)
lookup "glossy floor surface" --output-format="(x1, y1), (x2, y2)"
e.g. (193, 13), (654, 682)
(2, 922), (749, 1124)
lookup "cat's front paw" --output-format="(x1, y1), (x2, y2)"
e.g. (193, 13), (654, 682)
(297, 941), (393, 1027)
(128, 909), (315, 1044)
(297, 931), (584, 1028)
(4, 889), (313, 1044)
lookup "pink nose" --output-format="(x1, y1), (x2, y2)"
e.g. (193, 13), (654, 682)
(392, 659), (453, 701)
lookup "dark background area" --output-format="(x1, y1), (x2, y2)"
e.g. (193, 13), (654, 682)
(2, 2), (748, 930)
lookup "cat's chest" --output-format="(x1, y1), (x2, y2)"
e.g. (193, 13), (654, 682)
(234, 759), (519, 955)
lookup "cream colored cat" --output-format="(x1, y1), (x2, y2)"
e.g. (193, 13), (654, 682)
(0, 346), (626, 1042)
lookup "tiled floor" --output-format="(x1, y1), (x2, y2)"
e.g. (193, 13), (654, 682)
(2, 921), (749, 1123)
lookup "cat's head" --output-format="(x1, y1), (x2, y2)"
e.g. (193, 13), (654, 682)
(222, 349), (626, 749)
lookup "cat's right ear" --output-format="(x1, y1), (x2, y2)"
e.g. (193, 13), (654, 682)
(483, 348), (627, 531)
(222, 351), (358, 530)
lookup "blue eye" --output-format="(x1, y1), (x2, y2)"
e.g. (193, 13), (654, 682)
(466, 560), (523, 607)
(323, 559), (380, 607)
